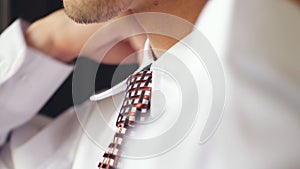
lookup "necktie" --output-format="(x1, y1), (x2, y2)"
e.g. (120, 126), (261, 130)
(98, 65), (153, 169)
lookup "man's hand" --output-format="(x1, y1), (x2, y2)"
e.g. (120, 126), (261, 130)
(25, 9), (146, 64)
(25, 9), (101, 62)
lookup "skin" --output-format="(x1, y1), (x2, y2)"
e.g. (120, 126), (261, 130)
(25, 10), (104, 62)
(63, 0), (133, 23)
(63, 0), (208, 57)
(25, 9), (145, 64)
(291, 0), (300, 6)
(26, 0), (208, 63)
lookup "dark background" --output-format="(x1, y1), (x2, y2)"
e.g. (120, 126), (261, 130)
(10, 0), (63, 22)
(1, 0), (137, 118)
(1, 0), (62, 31)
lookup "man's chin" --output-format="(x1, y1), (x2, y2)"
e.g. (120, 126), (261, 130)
(62, 0), (98, 24)
(63, 0), (131, 24)
(63, 10), (99, 24)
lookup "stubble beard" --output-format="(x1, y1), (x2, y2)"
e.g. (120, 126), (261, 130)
(63, 0), (133, 24)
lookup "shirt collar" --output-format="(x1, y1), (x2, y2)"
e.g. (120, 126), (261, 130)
(90, 39), (155, 101)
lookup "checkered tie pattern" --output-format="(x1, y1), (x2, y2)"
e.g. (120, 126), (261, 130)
(98, 65), (153, 169)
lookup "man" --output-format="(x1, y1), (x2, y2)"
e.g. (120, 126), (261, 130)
(1, 0), (300, 169)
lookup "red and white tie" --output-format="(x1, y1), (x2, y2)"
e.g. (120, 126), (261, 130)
(98, 65), (153, 169)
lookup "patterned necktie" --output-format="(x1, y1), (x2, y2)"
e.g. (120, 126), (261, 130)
(98, 65), (153, 169)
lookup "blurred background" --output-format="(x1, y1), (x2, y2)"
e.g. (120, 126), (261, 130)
(0, 0), (62, 32)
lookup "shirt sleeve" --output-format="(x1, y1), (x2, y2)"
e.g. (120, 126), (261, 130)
(0, 19), (73, 146)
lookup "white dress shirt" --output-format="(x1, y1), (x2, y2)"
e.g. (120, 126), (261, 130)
(0, 0), (300, 168)
(0, 20), (73, 148)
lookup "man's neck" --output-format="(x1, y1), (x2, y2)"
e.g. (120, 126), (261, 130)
(130, 0), (208, 57)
